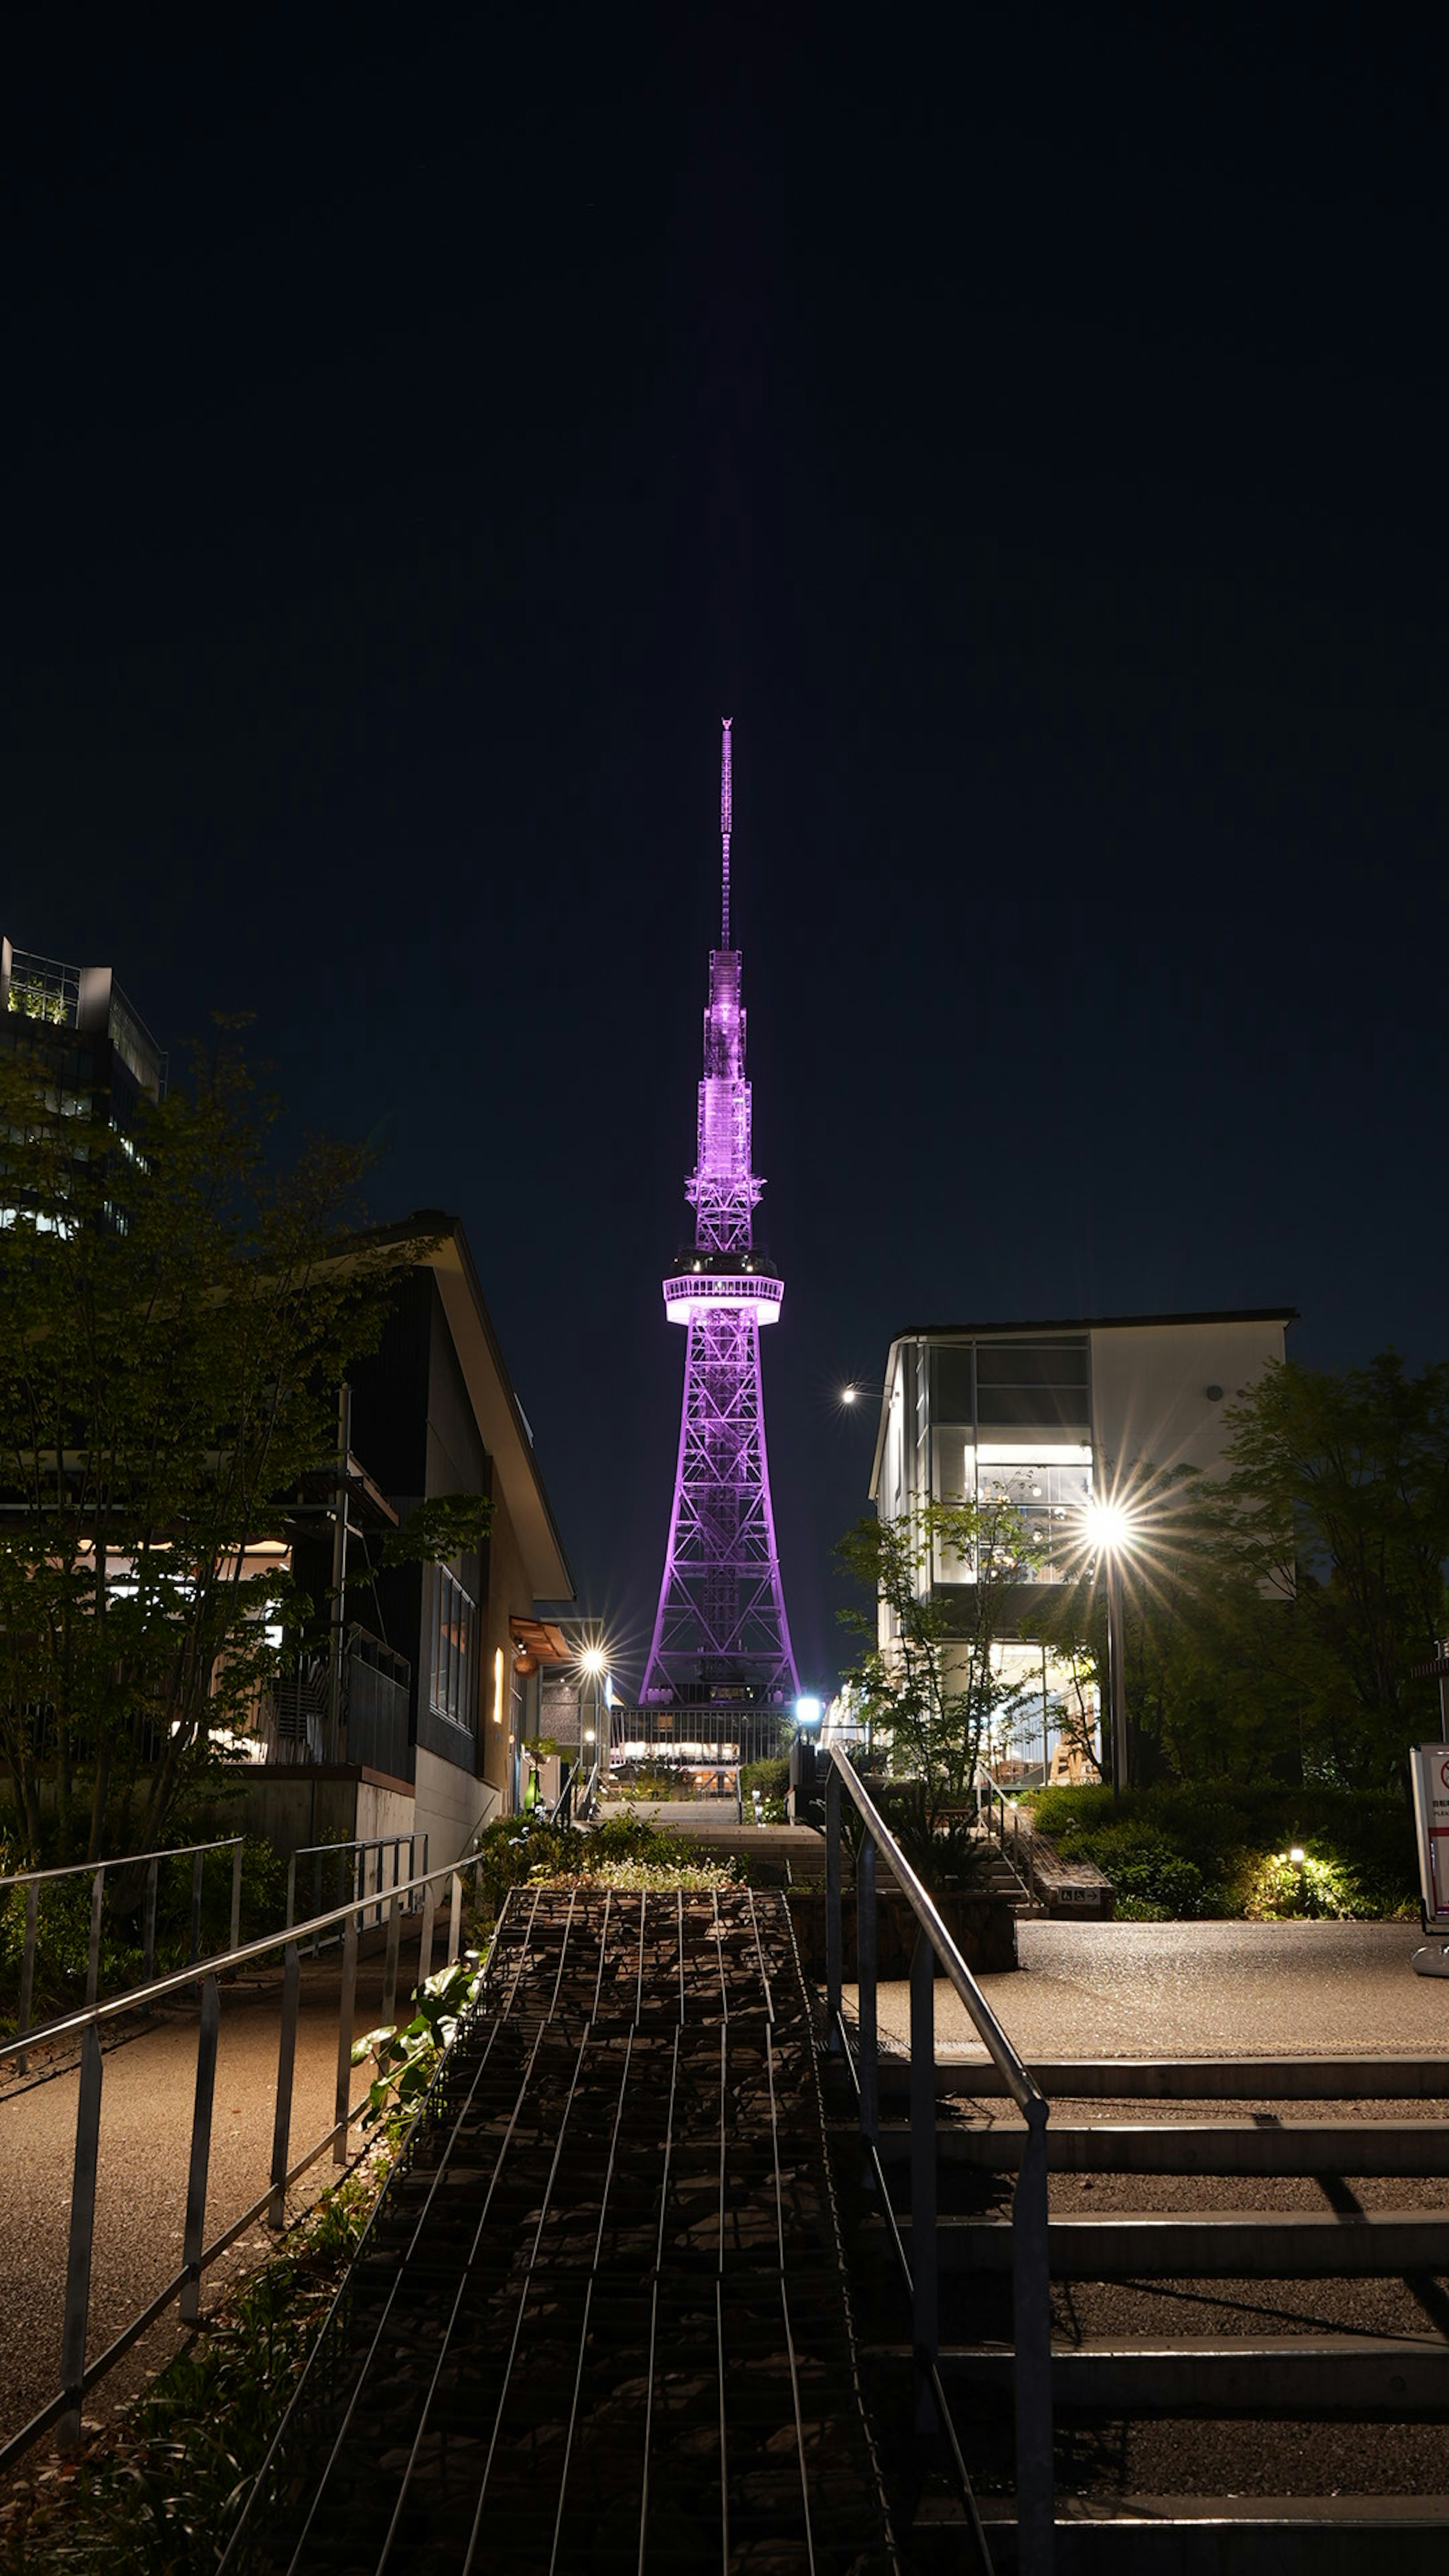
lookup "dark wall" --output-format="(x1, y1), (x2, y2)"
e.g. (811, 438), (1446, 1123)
(348, 1268), (492, 1778)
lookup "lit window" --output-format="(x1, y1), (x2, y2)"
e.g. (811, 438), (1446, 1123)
(429, 1567), (478, 1730)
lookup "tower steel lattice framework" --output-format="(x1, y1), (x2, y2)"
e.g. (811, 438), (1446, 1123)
(641, 721), (800, 1709)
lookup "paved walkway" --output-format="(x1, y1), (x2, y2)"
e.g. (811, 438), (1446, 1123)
(0, 1932), (428, 2450)
(863, 1918), (1449, 2060)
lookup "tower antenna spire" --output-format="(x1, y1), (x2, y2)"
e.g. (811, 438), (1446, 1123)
(720, 716), (732, 949)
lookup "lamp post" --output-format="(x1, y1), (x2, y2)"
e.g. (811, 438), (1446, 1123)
(578, 1644), (608, 1801)
(1085, 1500), (1131, 1805)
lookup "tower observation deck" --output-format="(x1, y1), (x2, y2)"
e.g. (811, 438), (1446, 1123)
(640, 721), (800, 1712)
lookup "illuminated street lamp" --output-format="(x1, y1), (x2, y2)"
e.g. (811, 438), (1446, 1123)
(1083, 1499), (1134, 1802)
(577, 1642), (611, 1785)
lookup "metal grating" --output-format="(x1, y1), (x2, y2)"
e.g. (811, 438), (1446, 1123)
(225, 1890), (900, 2576)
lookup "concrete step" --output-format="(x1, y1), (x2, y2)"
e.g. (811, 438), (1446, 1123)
(873, 2333), (1449, 2408)
(851, 2118), (1449, 2175)
(880, 2207), (1449, 2274)
(874, 2055), (1449, 2101)
(957, 2495), (1449, 2575)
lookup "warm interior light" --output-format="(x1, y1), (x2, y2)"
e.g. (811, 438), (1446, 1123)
(492, 1646), (505, 1726)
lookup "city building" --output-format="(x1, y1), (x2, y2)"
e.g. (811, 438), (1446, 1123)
(236, 1212), (575, 1864)
(0, 935), (166, 1222)
(863, 1307), (1295, 1771)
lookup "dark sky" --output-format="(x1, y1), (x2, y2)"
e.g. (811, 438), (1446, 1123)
(4, 6), (1446, 1691)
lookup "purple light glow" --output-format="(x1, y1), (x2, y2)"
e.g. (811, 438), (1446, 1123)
(641, 721), (800, 1708)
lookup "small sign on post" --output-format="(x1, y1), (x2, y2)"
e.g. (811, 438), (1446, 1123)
(1409, 1739), (1449, 1975)
(1411, 1744), (1449, 1922)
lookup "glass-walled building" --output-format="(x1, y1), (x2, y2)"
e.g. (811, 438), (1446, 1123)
(867, 1308), (1294, 1773)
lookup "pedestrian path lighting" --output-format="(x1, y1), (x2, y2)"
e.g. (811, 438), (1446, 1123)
(1083, 1498), (1136, 1802)
(577, 1642), (611, 1774)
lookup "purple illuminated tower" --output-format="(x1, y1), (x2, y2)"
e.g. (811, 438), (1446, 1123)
(641, 721), (800, 1709)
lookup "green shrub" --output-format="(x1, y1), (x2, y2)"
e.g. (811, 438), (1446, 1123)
(740, 1758), (789, 1804)
(468, 1807), (715, 1917)
(1240, 1847), (1368, 1920)
(1023, 1781), (1418, 1920)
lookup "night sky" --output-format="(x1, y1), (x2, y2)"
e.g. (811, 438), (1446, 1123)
(3, 8), (1445, 1692)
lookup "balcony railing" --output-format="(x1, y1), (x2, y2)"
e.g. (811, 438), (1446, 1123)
(238, 1626), (412, 1779)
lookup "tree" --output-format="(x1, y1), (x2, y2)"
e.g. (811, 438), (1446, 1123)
(835, 1493), (1042, 1818)
(1206, 1353), (1449, 1786)
(0, 1027), (431, 1862)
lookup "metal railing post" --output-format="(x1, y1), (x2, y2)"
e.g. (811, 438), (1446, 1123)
(229, 1840), (243, 1955)
(180, 1976), (220, 2324)
(17, 1883), (38, 2076)
(312, 1854), (323, 1957)
(825, 1759), (843, 2045)
(188, 1850), (204, 1966)
(86, 1868), (104, 2009)
(285, 1852), (297, 1934)
(333, 1902), (359, 2166)
(59, 2024), (104, 2447)
(268, 1944), (300, 2230)
(418, 1881), (437, 1988)
(857, 1837), (878, 2150)
(1013, 2099), (1056, 2575)
(910, 1929), (938, 2426)
(143, 1859), (158, 1989)
(383, 1894), (401, 2028)
(447, 1870), (462, 1966)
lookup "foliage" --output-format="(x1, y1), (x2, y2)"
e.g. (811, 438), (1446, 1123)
(0, 1028), (431, 1865)
(878, 1783), (997, 1894)
(836, 1495), (1043, 1821)
(0, 1835), (286, 2034)
(1241, 1849), (1362, 1920)
(353, 1950), (484, 2130)
(467, 1807), (709, 1916)
(3, 2154), (383, 2573)
(1026, 1779), (1419, 1918)
(1205, 1352), (1449, 1786)
(380, 1491), (493, 1567)
(546, 1858), (740, 1893)
(740, 1756), (789, 1804)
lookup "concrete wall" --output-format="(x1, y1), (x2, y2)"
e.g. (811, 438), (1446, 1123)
(1089, 1317), (1287, 1483)
(414, 1744), (503, 1870)
(479, 1486), (534, 1818)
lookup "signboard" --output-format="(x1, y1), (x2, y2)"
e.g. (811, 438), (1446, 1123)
(1410, 1744), (1449, 1927)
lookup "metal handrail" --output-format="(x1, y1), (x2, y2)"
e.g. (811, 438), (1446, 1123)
(0, 1850), (479, 2473)
(825, 1747), (1055, 2576)
(285, 1834), (427, 1950)
(0, 1835), (246, 2068)
(0, 1832), (242, 1892)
